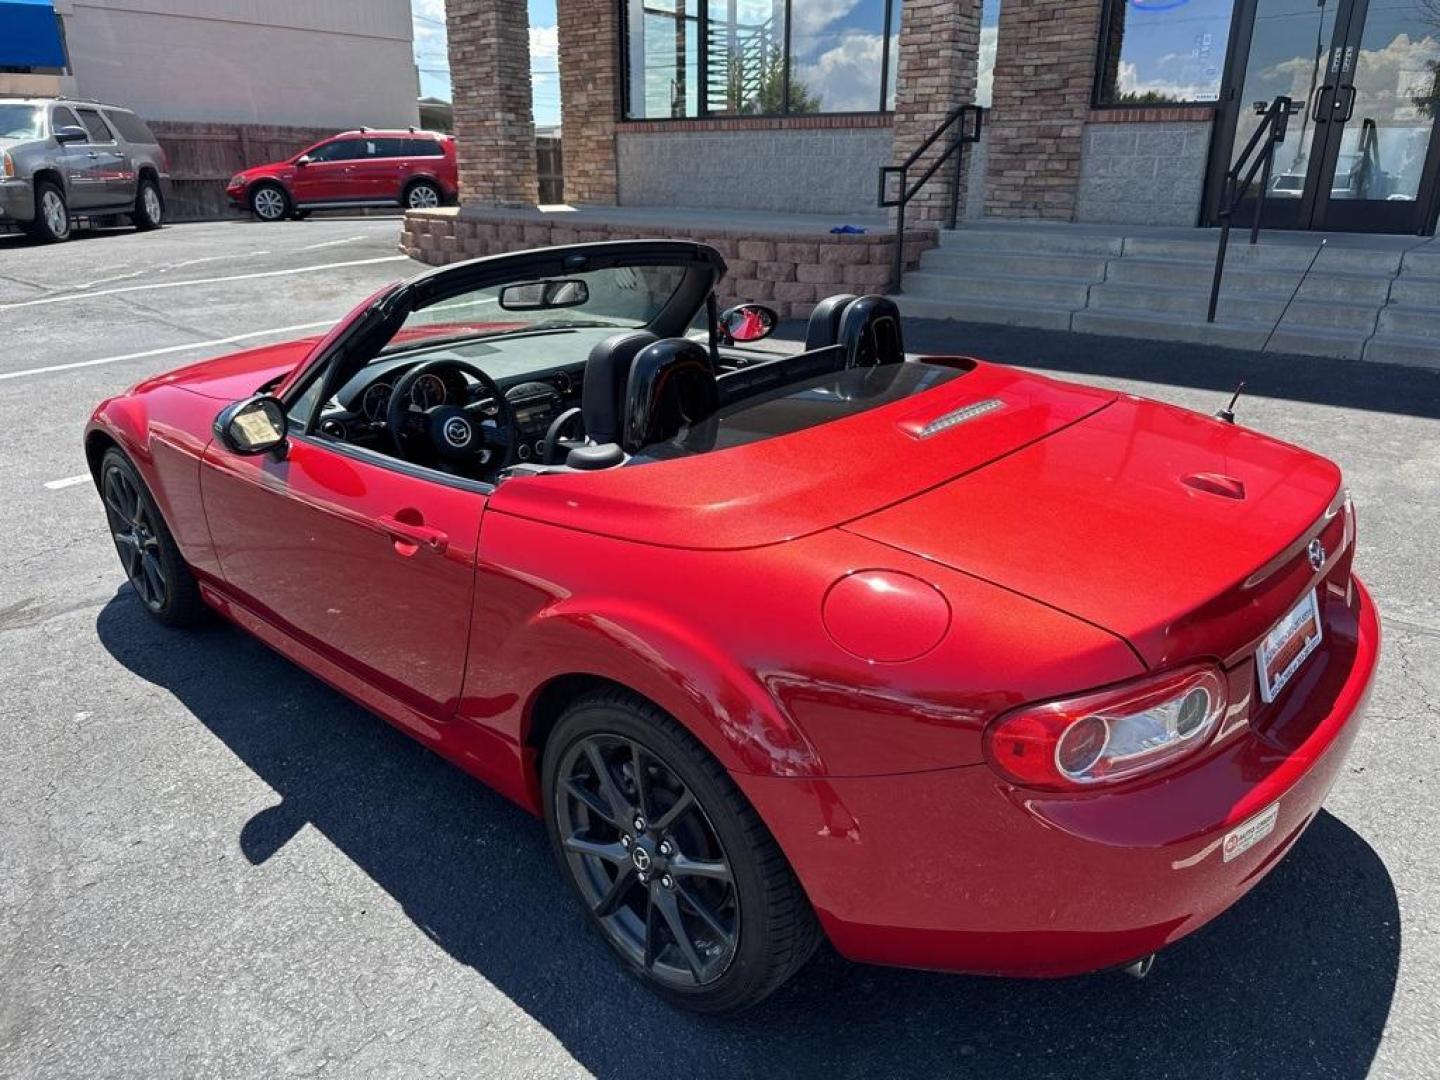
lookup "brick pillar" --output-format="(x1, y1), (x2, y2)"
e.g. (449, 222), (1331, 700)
(889, 0), (983, 223)
(446, 0), (537, 207)
(557, 0), (620, 204)
(983, 0), (1103, 220)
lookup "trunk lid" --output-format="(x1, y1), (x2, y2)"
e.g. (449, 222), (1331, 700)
(844, 395), (1345, 668)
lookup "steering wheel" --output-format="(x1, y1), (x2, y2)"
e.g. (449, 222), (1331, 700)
(386, 358), (518, 476)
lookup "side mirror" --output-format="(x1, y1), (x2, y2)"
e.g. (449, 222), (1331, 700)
(718, 303), (778, 344)
(54, 125), (87, 145)
(499, 278), (590, 311)
(295, 154), (312, 167)
(214, 394), (288, 455)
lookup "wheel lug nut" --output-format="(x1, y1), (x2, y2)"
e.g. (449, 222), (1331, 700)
(633, 816), (646, 832)
(620, 835), (631, 849)
(659, 841), (673, 856)
(661, 874), (674, 889)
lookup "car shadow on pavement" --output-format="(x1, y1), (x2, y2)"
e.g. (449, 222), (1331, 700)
(97, 591), (1401, 1080)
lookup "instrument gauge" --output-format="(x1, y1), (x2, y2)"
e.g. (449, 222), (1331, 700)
(361, 383), (392, 421)
(411, 373), (448, 409)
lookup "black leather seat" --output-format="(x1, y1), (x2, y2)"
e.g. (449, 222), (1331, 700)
(581, 330), (658, 445)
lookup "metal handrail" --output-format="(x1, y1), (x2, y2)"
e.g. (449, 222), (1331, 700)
(878, 104), (984, 292)
(1207, 95), (1299, 323)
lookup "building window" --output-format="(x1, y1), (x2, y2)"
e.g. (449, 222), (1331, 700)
(976, 0), (1000, 108)
(623, 0), (900, 118)
(1096, 0), (1234, 106)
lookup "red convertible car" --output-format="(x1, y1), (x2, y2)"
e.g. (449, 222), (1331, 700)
(86, 241), (1379, 1012)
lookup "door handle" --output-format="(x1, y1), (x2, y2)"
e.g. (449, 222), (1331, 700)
(1310, 84), (1334, 123)
(378, 513), (449, 555)
(87, 151), (100, 158)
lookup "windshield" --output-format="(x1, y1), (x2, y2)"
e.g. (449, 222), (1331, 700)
(0, 105), (43, 140)
(383, 263), (687, 354)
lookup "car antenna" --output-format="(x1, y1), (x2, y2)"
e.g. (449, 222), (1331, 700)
(1215, 381), (1246, 424)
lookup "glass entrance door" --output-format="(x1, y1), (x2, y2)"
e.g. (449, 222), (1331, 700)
(1211, 0), (1440, 233)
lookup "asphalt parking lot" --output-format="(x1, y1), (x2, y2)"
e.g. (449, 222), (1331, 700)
(1, 217), (1438, 1079)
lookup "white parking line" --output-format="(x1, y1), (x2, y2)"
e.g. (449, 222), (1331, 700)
(0, 320), (334, 382)
(299, 235), (374, 251)
(0, 255), (408, 311)
(44, 474), (92, 490)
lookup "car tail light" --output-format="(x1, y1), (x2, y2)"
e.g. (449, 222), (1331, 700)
(983, 664), (1228, 789)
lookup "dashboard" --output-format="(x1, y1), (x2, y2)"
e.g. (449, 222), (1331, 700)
(317, 351), (583, 464)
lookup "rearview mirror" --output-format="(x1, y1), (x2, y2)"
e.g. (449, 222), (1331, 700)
(718, 303), (779, 344)
(214, 394), (288, 455)
(499, 279), (589, 311)
(295, 154), (312, 166)
(54, 125), (87, 145)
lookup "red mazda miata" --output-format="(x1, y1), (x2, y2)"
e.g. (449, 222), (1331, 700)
(87, 241), (1380, 1012)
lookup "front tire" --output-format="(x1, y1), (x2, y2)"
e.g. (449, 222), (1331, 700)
(249, 182), (289, 222)
(100, 448), (205, 627)
(542, 689), (821, 1013)
(132, 176), (164, 230)
(24, 181), (71, 243)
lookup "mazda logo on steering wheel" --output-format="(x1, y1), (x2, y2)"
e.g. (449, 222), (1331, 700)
(443, 417), (472, 448)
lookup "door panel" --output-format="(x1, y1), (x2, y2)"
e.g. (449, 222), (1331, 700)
(75, 108), (134, 205)
(201, 436), (486, 718)
(291, 138), (364, 203)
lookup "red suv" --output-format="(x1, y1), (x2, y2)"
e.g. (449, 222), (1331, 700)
(226, 129), (457, 221)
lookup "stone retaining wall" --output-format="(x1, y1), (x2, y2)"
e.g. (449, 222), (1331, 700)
(401, 208), (937, 318)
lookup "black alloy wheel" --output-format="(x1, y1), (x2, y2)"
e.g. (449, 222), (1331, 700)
(557, 732), (740, 988)
(100, 449), (204, 627)
(543, 690), (821, 1012)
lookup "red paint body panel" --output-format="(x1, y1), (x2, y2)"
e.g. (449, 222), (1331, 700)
(224, 130), (459, 208)
(84, 313), (1380, 980)
(489, 362), (1114, 548)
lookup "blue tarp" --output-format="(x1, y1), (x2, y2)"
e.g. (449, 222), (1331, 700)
(0, 0), (66, 69)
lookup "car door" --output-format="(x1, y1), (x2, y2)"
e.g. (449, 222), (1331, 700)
(74, 107), (134, 205)
(50, 105), (104, 209)
(346, 137), (400, 201)
(291, 137), (363, 204)
(200, 432), (486, 721)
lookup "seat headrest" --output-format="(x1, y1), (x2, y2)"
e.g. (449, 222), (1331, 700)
(582, 330), (658, 445)
(622, 338), (718, 452)
(805, 294), (858, 349)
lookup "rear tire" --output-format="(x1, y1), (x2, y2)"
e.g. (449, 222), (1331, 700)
(249, 182), (289, 222)
(542, 688), (821, 1013)
(132, 175), (164, 230)
(404, 179), (442, 210)
(100, 448), (205, 628)
(24, 181), (71, 242)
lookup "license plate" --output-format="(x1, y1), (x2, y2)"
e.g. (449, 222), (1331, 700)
(1223, 801), (1279, 863)
(1256, 589), (1323, 703)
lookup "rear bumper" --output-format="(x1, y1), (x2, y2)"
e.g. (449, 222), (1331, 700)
(737, 577), (1380, 977)
(0, 179), (36, 224)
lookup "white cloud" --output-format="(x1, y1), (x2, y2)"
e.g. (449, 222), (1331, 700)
(976, 24), (997, 107)
(791, 0), (861, 41)
(794, 32), (884, 111)
(530, 25), (558, 60)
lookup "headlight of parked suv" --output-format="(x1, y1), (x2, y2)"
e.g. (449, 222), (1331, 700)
(2, 152), (14, 180)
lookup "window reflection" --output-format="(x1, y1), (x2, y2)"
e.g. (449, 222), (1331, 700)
(977, 0), (1000, 108)
(1097, 0), (1234, 105)
(624, 0), (900, 117)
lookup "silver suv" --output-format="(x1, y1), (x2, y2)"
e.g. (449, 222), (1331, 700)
(0, 97), (170, 243)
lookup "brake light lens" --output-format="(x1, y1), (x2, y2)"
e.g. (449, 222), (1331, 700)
(983, 664), (1228, 789)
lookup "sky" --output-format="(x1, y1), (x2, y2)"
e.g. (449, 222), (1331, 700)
(412, 0), (561, 126)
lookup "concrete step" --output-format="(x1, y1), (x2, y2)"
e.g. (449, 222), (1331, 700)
(1362, 333), (1440, 369)
(891, 292), (1074, 331)
(1087, 282), (1379, 332)
(1377, 305), (1440, 340)
(1120, 236), (1404, 276)
(919, 247), (1109, 281)
(901, 269), (1092, 308)
(1071, 307), (1369, 358)
(1388, 274), (1440, 306)
(1103, 257), (1392, 304)
(1400, 248), (1440, 279)
(939, 227), (1125, 257)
